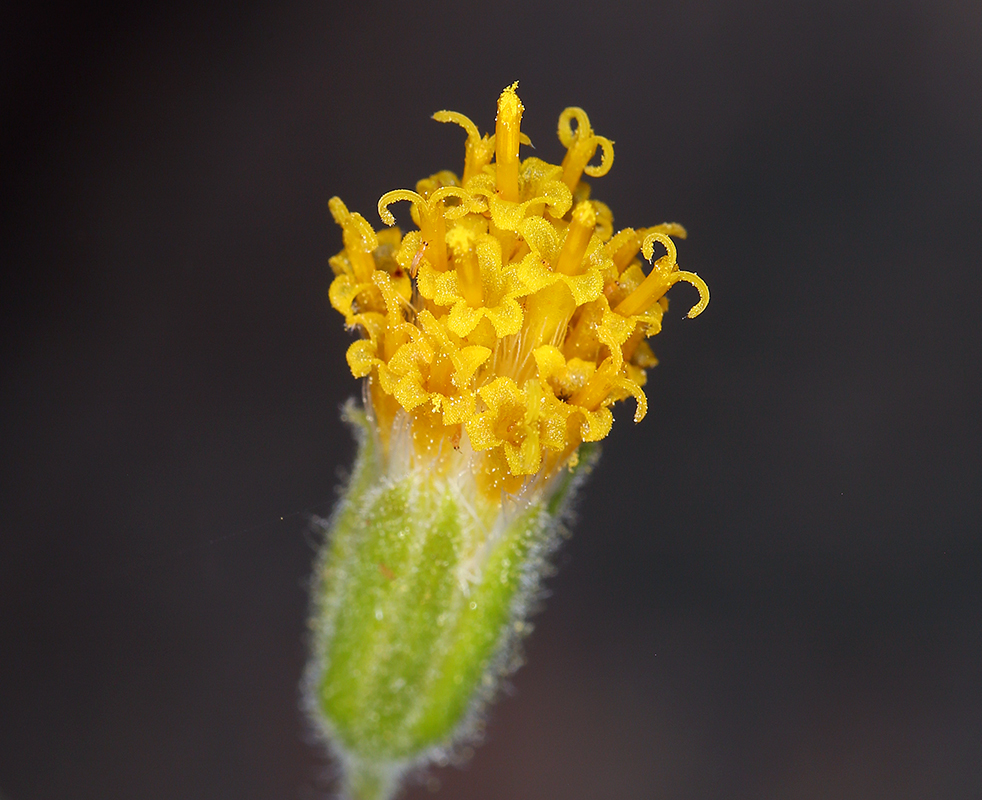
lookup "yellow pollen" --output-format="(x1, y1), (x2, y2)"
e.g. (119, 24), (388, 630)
(327, 86), (709, 491)
(495, 83), (524, 202)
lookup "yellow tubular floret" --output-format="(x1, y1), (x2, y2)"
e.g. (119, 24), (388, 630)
(327, 86), (709, 491)
(329, 197), (378, 283)
(614, 232), (710, 318)
(378, 187), (471, 272)
(558, 106), (614, 189)
(495, 83), (524, 202)
(448, 235), (483, 308)
(555, 201), (597, 275)
(432, 110), (495, 184)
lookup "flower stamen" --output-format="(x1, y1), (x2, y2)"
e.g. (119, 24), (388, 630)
(449, 237), (483, 308)
(555, 201), (597, 276)
(495, 83), (524, 202)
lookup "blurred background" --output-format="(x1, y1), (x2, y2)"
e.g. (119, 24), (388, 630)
(2, 0), (980, 798)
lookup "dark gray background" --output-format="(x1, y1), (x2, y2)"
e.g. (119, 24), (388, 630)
(2, 1), (980, 798)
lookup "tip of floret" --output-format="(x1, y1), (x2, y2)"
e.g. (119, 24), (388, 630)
(497, 82), (522, 114)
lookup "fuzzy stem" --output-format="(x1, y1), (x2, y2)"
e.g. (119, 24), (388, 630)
(342, 760), (402, 800)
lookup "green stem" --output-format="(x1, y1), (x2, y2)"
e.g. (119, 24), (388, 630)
(342, 760), (403, 800)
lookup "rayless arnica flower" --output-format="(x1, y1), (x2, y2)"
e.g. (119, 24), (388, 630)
(305, 83), (709, 800)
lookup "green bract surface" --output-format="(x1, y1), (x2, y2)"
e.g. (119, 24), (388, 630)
(306, 407), (594, 788)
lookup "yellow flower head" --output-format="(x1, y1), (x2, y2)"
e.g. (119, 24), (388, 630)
(328, 83), (708, 499)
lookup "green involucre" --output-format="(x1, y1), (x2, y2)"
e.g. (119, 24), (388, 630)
(305, 406), (595, 780)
